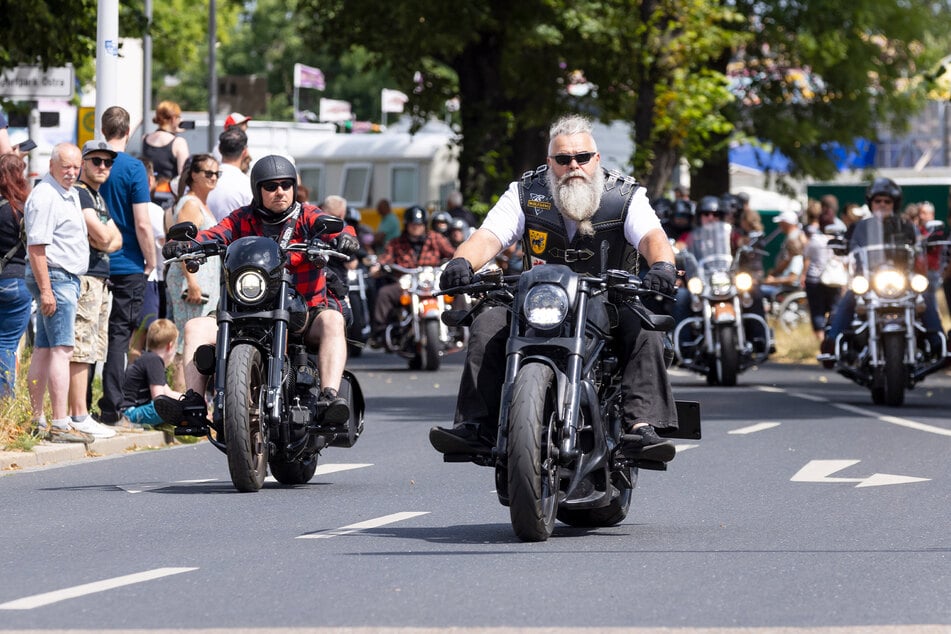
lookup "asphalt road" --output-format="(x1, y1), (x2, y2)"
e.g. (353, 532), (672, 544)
(0, 349), (948, 633)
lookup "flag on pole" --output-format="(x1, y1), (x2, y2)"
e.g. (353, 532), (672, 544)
(381, 88), (409, 113)
(294, 63), (325, 90)
(319, 98), (353, 123)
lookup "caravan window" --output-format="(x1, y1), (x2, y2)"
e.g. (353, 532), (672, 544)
(391, 164), (419, 206)
(298, 166), (324, 202)
(341, 163), (372, 207)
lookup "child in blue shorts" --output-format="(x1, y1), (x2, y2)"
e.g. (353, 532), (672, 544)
(119, 319), (181, 427)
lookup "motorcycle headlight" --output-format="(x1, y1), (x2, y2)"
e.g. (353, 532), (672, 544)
(523, 284), (570, 329)
(687, 277), (704, 295)
(910, 273), (929, 294)
(872, 268), (905, 298)
(417, 269), (437, 294)
(710, 270), (732, 296)
(851, 275), (869, 295)
(234, 269), (268, 304)
(399, 274), (413, 291)
(735, 272), (753, 293)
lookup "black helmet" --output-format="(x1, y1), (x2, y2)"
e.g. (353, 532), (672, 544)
(345, 206), (362, 226)
(673, 199), (694, 218)
(449, 218), (469, 232)
(865, 177), (902, 209)
(698, 195), (720, 216)
(652, 197), (673, 224)
(719, 193), (739, 220)
(250, 155), (298, 216)
(403, 205), (428, 227)
(431, 211), (451, 232)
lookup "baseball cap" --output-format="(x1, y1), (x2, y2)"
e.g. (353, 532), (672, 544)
(224, 112), (251, 128)
(81, 140), (117, 159)
(772, 210), (800, 225)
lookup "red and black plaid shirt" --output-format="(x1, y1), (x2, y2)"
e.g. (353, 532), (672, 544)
(378, 231), (455, 268)
(196, 203), (355, 308)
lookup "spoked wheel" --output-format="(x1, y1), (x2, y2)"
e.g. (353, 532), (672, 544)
(714, 325), (739, 387)
(557, 468), (636, 528)
(507, 363), (560, 542)
(225, 344), (268, 492)
(881, 332), (906, 406)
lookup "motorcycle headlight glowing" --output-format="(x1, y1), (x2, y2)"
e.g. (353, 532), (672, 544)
(851, 275), (869, 295)
(735, 272), (753, 292)
(399, 274), (413, 291)
(234, 269), (267, 303)
(910, 273), (929, 294)
(523, 284), (569, 329)
(687, 277), (704, 295)
(710, 270), (732, 295)
(872, 268), (905, 298)
(417, 269), (437, 294)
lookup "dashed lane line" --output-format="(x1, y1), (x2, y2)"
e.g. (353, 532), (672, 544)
(297, 511), (430, 539)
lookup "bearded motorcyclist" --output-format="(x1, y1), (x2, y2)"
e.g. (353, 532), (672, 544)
(154, 155), (359, 428)
(368, 205), (455, 347)
(429, 114), (679, 463)
(819, 177), (943, 367)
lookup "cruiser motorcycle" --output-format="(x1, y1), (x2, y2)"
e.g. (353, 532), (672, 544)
(440, 262), (701, 542)
(377, 262), (465, 371)
(165, 218), (365, 492)
(823, 221), (949, 406)
(673, 224), (772, 386)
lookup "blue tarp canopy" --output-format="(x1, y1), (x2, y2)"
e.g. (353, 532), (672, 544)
(730, 139), (876, 173)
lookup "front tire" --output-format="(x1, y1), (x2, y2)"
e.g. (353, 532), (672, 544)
(881, 332), (906, 406)
(225, 344), (268, 492)
(421, 319), (441, 371)
(507, 363), (560, 542)
(714, 324), (739, 387)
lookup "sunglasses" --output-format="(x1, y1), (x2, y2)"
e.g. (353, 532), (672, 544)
(195, 169), (222, 179)
(261, 179), (295, 192)
(85, 156), (114, 168)
(550, 151), (597, 166)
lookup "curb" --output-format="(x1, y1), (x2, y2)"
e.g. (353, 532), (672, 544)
(0, 430), (175, 471)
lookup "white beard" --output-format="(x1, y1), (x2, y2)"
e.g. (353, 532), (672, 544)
(549, 168), (604, 237)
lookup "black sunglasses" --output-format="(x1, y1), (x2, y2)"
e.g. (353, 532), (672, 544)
(261, 179), (295, 192)
(195, 169), (222, 179)
(85, 156), (114, 168)
(550, 151), (596, 166)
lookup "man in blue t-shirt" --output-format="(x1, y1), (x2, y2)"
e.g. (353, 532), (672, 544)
(96, 106), (157, 427)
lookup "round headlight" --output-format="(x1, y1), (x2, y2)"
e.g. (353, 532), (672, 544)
(687, 277), (704, 295)
(735, 272), (753, 292)
(523, 284), (570, 329)
(235, 269), (267, 303)
(399, 274), (413, 291)
(872, 268), (905, 298)
(417, 269), (437, 294)
(851, 275), (869, 295)
(910, 273), (929, 294)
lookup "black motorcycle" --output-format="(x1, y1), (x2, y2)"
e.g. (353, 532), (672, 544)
(441, 263), (701, 542)
(165, 218), (365, 492)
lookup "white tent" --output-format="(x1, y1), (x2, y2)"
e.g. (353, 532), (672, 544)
(733, 185), (802, 214)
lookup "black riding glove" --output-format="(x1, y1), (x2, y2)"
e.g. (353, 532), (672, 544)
(163, 240), (191, 260)
(324, 269), (349, 299)
(643, 261), (677, 296)
(441, 257), (474, 289)
(331, 233), (360, 257)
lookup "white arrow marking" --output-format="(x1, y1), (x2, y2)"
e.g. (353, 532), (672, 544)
(791, 460), (930, 487)
(729, 422), (780, 435)
(0, 568), (198, 610)
(297, 511), (429, 539)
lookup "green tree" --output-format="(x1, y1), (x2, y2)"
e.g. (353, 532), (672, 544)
(0, 0), (97, 73)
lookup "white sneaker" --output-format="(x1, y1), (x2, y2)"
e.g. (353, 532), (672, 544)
(71, 416), (118, 439)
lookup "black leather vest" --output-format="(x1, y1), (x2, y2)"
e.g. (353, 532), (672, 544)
(517, 165), (642, 274)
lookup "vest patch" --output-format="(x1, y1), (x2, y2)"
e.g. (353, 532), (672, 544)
(528, 229), (548, 254)
(526, 193), (552, 213)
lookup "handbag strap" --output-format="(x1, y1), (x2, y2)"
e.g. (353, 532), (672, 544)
(0, 197), (22, 271)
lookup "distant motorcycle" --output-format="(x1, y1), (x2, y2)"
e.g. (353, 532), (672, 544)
(673, 224), (771, 386)
(376, 263), (465, 371)
(345, 264), (372, 357)
(824, 221), (949, 406)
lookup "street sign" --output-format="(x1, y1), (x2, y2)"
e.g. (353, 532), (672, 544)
(0, 65), (74, 99)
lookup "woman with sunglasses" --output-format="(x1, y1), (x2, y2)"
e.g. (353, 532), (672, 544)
(165, 153), (221, 389)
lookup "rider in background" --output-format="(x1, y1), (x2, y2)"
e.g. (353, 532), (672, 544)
(155, 155), (359, 428)
(428, 114), (679, 463)
(367, 205), (455, 348)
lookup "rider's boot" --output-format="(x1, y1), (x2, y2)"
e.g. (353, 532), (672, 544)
(318, 387), (350, 425)
(429, 423), (493, 455)
(618, 423), (676, 463)
(154, 389), (209, 436)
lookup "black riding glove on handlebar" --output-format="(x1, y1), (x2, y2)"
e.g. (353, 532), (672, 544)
(162, 240), (191, 260)
(331, 233), (360, 257)
(442, 257), (474, 289)
(643, 261), (677, 296)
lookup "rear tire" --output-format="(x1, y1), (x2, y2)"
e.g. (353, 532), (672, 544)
(557, 469), (635, 527)
(507, 363), (559, 542)
(224, 344), (268, 492)
(269, 454), (318, 485)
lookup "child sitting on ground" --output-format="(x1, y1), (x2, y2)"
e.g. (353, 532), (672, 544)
(119, 319), (181, 427)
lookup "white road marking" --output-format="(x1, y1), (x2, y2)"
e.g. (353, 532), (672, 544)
(791, 459), (930, 487)
(729, 422), (780, 435)
(674, 443), (699, 452)
(0, 567), (198, 610)
(297, 511), (430, 539)
(264, 463), (373, 483)
(120, 478), (217, 494)
(789, 391), (828, 403)
(755, 385), (785, 393)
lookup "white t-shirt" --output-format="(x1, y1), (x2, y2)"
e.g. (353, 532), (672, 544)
(147, 201), (165, 282)
(480, 179), (661, 254)
(207, 163), (252, 222)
